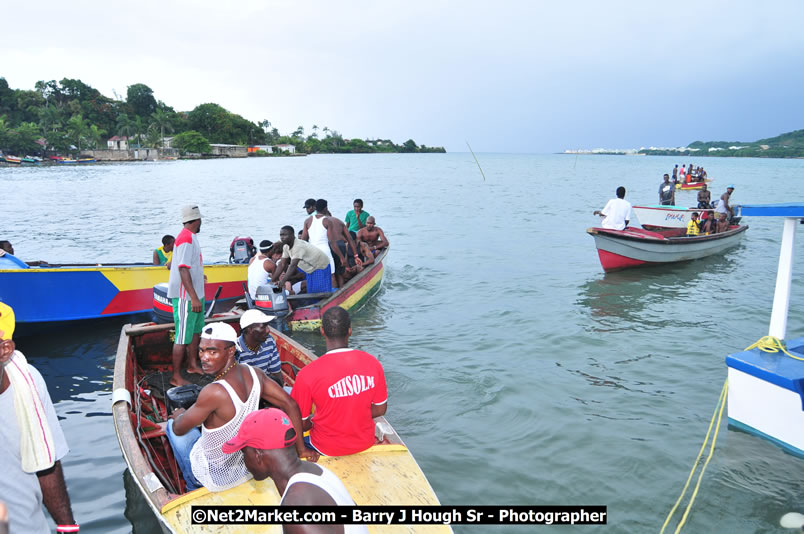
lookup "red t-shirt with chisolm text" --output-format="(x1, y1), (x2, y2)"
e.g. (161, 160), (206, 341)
(291, 348), (387, 456)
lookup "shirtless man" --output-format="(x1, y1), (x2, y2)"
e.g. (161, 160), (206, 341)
(356, 217), (389, 256)
(697, 184), (712, 209)
(166, 322), (318, 492)
(714, 212), (730, 234)
(302, 200), (361, 288)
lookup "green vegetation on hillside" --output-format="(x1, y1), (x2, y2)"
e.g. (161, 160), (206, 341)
(0, 77), (445, 156)
(639, 129), (804, 158)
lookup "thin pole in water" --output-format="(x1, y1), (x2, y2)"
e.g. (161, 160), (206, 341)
(466, 141), (486, 181)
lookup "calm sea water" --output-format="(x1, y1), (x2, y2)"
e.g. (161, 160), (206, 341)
(3, 153), (804, 533)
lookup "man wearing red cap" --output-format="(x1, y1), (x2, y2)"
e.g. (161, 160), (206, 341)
(291, 306), (387, 456)
(223, 408), (368, 533)
(0, 303), (78, 534)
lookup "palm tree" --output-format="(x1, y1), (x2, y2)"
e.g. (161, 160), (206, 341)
(133, 116), (146, 149)
(38, 105), (63, 138)
(86, 125), (106, 149)
(323, 126), (330, 138)
(150, 109), (173, 143)
(311, 124), (319, 139)
(116, 114), (136, 147)
(66, 114), (90, 151)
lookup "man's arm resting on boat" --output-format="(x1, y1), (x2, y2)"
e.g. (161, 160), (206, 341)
(278, 258), (302, 287)
(37, 461), (75, 527)
(258, 370), (320, 462)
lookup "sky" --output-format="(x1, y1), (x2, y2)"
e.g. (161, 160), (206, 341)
(3, 0), (804, 153)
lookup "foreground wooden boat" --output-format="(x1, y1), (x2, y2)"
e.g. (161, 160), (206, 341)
(0, 262), (247, 327)
(112, 316), (449, 533)
(725, 203), (804, 455)
(632, 205), (741, 230)
(587, 225), (748, 272)
(281, 248), (388, 331)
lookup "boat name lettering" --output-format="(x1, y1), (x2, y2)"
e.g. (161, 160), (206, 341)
(664, 213), (685, 221)
(328, 374), (376, 398)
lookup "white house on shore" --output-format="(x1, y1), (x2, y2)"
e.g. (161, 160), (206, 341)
(107, 136), (130, 150)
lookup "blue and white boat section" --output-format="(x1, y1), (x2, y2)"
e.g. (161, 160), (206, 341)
(726, 203), (804, 455)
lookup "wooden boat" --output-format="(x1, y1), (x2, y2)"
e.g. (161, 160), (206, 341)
(280, 248), (388, 331)
(587, 225), (748, 272)
(112, 316), (450, 533)
(632, 205), (741, 230)
(3, 155), (21, 164)
(677, 181), (707, 191)
(725, 203), (804, 455)
(0, 262), (247, 327)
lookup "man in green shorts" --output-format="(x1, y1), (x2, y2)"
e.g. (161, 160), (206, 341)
(168, 205), (206, 386)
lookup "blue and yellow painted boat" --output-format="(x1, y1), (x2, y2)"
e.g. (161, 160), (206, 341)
(0, 262), (247, 327)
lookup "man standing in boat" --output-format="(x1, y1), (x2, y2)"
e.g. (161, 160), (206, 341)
(166, 322), (318, 492)
(659, 174), (675, 206)
(168, 205), (205, 387)
(715, 185), (736, 222)
(0, 303), (78, 534)
(222, 408), (369, 533)
(593, 186), (632, 230)
(291, 306), (387, 456)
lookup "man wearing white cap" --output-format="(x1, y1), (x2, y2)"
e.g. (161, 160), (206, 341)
(168, 204), (205, 387)
(166, 322), (318, 493)
(235, 310), (282, 387)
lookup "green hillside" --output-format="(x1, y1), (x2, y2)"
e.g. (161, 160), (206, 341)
(641, 129), (804, 158)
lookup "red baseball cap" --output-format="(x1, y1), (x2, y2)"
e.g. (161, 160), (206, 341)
(221, 408), (297, 454)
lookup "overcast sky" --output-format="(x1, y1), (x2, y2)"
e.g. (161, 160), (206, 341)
(3, 0), (803, 153)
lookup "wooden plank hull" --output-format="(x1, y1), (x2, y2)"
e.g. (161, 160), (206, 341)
(289, 249), (387, 331)
(587, 225), (748, 272)
(0, 263), (247, 324)
(112, 316), (449, 533)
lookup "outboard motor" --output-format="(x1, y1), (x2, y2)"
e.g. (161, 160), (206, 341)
(165, 384), (202, 415)
(229, 236), (256, 264)
(254, 284), (291, 331)
(152, 283), (173, 324)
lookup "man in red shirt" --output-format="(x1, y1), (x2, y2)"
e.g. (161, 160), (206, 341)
(291, 307), (387, 456)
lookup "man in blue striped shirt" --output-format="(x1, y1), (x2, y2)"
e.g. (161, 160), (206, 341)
(235, 310), (283, 386)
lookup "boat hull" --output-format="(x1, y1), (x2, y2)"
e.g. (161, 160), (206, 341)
(288, 249), (387, 331)
(113, 317), (449, 533)
(726, 337), (804, 457)
(587, 225), (748, 272)
(0, 263), (247, 324)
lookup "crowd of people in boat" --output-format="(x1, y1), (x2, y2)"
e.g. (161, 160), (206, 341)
(151, 198), (389, 301)
(672, 163), (708, 184)
(0, 292), (383, 532)
(595, 181), (738, 237)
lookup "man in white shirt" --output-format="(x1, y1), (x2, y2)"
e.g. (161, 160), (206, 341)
(593, 186), (632, 230)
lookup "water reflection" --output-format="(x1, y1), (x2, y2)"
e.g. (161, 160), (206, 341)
(575, 247), (743, 332)
(123, 469), (166, 534)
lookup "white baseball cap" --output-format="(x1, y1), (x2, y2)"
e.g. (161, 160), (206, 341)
(200, 322), (238, 343)
(240, 309), (274, 330)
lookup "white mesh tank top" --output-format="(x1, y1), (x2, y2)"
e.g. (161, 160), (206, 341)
(189, 364), (260, 492)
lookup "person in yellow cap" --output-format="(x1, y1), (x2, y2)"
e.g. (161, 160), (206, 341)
(0, 303), (78, 534)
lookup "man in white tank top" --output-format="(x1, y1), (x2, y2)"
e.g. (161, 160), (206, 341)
(223, 408), (368, 533)
(247, 240), (277, 300)
(301, 199), (337, 288)
(166, 322), (319, 492)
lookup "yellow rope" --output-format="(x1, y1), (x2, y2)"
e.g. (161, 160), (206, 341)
(662, 336), (801, 532)
(660, 380), (728, 534)
(744, 335), (804, 361)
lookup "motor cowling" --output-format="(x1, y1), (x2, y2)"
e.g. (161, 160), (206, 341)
(254, 284), (289, 317)
(152, 283), (173, 324)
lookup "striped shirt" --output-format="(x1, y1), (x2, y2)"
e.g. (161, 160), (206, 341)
(235, 334), (281, 376)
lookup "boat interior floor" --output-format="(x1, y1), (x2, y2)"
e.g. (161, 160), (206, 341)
(143, 370), (213, 403)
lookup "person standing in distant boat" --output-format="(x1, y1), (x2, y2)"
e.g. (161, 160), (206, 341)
(659, 174), (675, 206)
(672, 164), (678, 183)
(697, 184), (712, 209)
(167, 205), (206, 387)
(715, 185), (736, 221)
(153, 235), (175, 267)
(594, 186), (632, 230)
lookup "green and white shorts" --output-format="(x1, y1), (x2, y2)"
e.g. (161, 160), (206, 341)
(172, 298), (204, 345)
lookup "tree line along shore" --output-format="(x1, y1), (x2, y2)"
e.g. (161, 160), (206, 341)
(0, 77), (446, 158)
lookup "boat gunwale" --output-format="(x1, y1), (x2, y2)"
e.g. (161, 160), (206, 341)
(586, 224), (748, 245)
